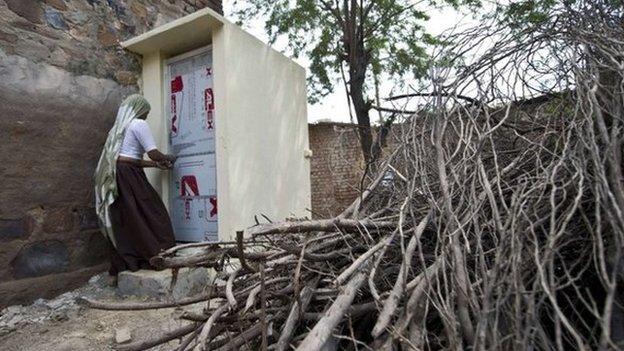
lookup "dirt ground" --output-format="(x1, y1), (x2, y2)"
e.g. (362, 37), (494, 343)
(0, 274), (205, 351)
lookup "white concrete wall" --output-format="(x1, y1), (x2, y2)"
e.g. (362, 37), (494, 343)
(213, 23), (311, 240)
(141, 51), (169, 201)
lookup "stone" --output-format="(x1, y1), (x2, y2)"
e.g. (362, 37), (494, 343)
(34, 25), (64, 41)
(10, 19), (38, 33)
(45, 0), (68, 11)
(55, 338), (92, 351)
(6, 313), (24, 328)
(42, 207), (76, 234)
(0, 264), (107, 306)
(45, 291), (77, 309)
(117, 268), (210, 300)
(130, 2), (148, 19)
(106, 0), (127, 16)
(4, 0), (43, 24)
(49, 47), (70, 67)
(0, 30), (18, 44)
(24, 208), (45, 237)
(114, 70), (138, 85)
(65, 11), (88, 25)
(50, 309), (68, 321)
(66, 57), (97, 76)
(97, 25), (118, 46)
(115, 327), (132, 344)
(44, 8), (69, 30)
(1, 305), (24, 320)
(119, 22), (137, 37)
(0, 305), (28, 333)
(0, 240), (26, 281)
(88, 274), (101, 285)
(14, 40), (51, 60)
(0, 218), (26, 242)
(11, 240), (70, 279)
(70, 231), (111, 267)
(75, 208), (99, 231)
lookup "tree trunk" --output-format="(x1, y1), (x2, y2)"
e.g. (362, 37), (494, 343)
(349, 64), (373, 163)
(344, 6), (373, 164)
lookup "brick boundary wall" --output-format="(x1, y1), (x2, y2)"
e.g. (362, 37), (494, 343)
(308, 122), (367, 218)
(0, 0), (222, 307)
(308, 121), (405, 219)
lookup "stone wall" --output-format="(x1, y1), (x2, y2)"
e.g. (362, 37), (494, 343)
(0, 0), (222, 307)
(308, 122), (367, 218)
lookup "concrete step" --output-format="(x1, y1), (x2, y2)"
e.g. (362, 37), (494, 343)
(117, 267), (210, 300)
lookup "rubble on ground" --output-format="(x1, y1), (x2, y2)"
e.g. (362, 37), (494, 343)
(0, 274), (111, 337)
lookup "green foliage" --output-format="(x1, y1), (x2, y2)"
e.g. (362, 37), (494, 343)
(503, 0), (558, 25)
(496, 0), (623, 28)
(231, 0), (479, 104)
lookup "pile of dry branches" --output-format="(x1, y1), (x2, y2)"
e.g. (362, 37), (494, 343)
(86, 2), (624, 350)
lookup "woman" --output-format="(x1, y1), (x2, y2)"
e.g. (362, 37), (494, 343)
(94, 94), (177, 280)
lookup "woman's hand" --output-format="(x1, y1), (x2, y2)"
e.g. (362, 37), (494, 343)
(156, 160), (173, 170)
(166, 154), (178, 164)
(147, 150), (177, 165)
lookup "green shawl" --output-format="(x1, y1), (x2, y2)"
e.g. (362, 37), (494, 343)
(94, 94), (151, 248)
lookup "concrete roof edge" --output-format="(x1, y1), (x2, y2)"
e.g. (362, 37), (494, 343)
(120, 7), (226, 52)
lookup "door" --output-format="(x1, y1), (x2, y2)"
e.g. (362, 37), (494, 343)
(165, 47), (218, 242)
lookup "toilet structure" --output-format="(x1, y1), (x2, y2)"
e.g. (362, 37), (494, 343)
(121, 8), (311, 243)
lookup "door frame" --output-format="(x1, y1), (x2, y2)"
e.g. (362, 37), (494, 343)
(164, 45), (212, 66)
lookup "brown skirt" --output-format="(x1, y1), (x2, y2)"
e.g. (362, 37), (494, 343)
(109, 162), (176, 276)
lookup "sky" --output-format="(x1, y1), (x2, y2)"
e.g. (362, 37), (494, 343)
(222, 2), (480, 123)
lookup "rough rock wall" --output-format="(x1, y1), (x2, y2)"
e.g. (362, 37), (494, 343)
(0, 0), (222, 307)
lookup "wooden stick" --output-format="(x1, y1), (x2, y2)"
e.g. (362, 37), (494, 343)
(297, 264), (371, 351)
(247, 218), (395, 237)
(181, 311), (263, 323)
(150, 254), (221, 269)
(242, 285), (261, 314)
(151, 247), (273, 270)
(302, 302), (377, 321)
(212, 319), (266, 351)
(275, 279), (319, 351)
(114, 323), (199, 351)
(335, 232), (395, 285)
(195, 304), (229, 351)
(260, 263), (268, 351)
(372, 212), (430, 337)
(175, 323), (204, 351)
(225, 267), (241, 308)
(237, 230), (258, 272)
(78, 292), (222, 311)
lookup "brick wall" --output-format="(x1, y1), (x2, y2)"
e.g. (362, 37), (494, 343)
(0, 0), (222, 306)
(308, 121), (404, 218)
(308, 122), (367, 218)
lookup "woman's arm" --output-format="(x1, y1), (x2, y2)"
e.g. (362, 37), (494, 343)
(139, 159), (158, 168)
(132, 120), (177, 164)
(147, 149), (177, 163)
(117, 156), (167, 169)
